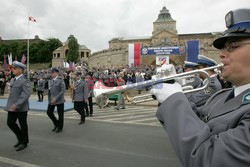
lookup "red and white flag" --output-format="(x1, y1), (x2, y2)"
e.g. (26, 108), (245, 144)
(21, 55), (27, 64)
(8, 53), (13, 69)
(29, 16), (36, 22)
(128, 43), (141, 67)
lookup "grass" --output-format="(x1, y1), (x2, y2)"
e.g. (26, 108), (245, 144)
(0, 63), (50, 71)
(29, 63), (50, 70)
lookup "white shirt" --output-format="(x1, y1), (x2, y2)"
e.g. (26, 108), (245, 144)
(15, 74), (23, 80)
(53, 76), (58, 81)
(234, 83), (250, 97)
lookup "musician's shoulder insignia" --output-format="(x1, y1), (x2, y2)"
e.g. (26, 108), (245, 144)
(204, 87), (212, 94)
(242, 92), (250, 103)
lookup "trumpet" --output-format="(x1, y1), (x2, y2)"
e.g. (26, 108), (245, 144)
(93, 64), (224, 107)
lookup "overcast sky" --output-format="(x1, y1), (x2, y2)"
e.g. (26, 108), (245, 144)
(0, 0), (249, 52)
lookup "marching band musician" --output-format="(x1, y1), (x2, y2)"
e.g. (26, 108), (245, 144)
(182, 61), (202, 89)
(150, 8), (250, 167)
(185, 55), (222, 108)
(72, 72), (88, 124)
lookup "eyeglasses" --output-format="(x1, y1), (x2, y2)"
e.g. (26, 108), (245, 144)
(222, 42), (250, 52)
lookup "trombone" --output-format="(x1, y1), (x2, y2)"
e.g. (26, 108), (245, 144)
(93, 64), (224, 107)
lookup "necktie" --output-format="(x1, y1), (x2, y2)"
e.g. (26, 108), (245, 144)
(225, 90), (235, 102)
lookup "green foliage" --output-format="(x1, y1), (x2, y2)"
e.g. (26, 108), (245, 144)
(0, 38), (62, 63)
(66, 35), (79, 63)
(0, 43), (10, 60)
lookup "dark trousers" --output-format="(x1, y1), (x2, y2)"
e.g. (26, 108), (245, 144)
(88, 97), (93, 115)
(33, 81), (37, 92)
(0, 83), (5, 95)
(47, 103), (64, 130)
(85, 97), (93, 115)
(37, 91), (44, 101)
(74, 101), (85, 122)
(7, 112), (29, 145)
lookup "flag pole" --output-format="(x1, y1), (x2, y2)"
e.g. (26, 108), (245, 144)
(27, 14), (30, 79)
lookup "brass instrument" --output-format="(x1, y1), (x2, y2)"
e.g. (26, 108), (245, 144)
(93, 64), (224, 107)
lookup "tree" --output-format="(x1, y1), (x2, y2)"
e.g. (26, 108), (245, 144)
(43, 38), (62, 62)
(0, 37), (62, 64)
(31, 38), (62, 63)
(66, 35), (79, 63)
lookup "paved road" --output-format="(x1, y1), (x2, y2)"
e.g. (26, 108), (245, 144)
(0, 106), (181, 167)
(30, 105), (160, 127)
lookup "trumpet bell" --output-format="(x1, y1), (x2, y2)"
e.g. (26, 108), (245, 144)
(93, 81), (127, 107)
(93, 81), (109, 107)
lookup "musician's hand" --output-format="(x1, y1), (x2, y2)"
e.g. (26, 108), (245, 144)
(150, 82), (182, 103)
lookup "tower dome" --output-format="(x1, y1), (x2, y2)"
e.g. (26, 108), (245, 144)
(152, 6), (177, 35)
(155, 6), (174, 22)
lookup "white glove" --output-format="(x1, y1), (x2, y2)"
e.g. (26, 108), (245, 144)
(161, 64), (176, 76)
(150, 82), (182, 103)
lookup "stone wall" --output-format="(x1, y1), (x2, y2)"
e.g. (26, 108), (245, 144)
(89, 49), (127, 68)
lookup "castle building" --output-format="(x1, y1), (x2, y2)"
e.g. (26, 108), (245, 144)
(52, 35), (91, 67)
(89, 6), (222, 68)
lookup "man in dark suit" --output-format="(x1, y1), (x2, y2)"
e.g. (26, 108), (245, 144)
(150, 9), (250, 167)
(47, 67), (65, 133)
(72, 72), (88, 124)
(5, 61), (32, 151)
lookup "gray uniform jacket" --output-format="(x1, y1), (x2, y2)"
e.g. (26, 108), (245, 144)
(37, 79), (45, 91)
(186, 76), (222, 107)
(156, 88), (250, 167)
(48, 77), (65, 105)
(72, 80), (88, 102)
(5, 75), (32, 112)
(184, 76), (202, 89)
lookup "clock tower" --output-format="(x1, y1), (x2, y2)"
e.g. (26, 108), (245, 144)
(152, 6), (177, 35)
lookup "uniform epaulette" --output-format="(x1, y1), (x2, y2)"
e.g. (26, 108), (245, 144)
(204, 88), (232, 106)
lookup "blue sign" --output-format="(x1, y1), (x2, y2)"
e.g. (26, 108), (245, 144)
(187, 40), (199, 63)
(141, 46), (186, 55)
